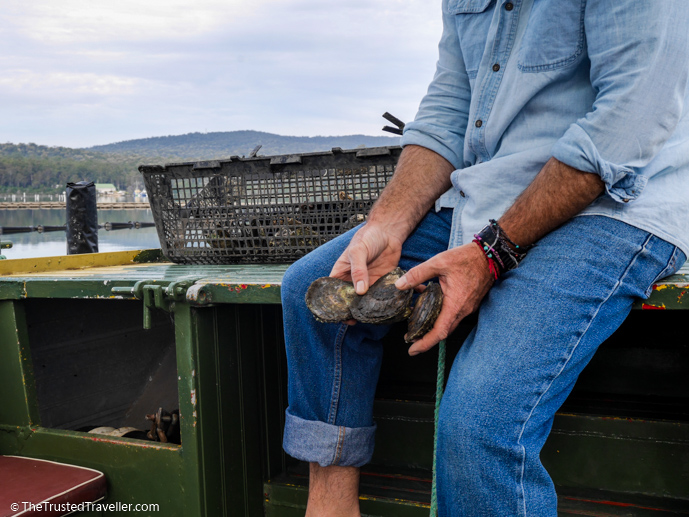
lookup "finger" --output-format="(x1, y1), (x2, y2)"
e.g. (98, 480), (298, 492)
(407, 307), (463, 356)
(395, 260), (438, 290)
(348, 245), (371, 294)
(329, 257), (353, 281)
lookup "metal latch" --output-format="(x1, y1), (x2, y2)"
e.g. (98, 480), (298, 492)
(111, 280), (197, 329)
(381, 112), (405, 136)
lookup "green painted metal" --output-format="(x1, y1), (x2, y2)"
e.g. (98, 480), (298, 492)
(543, 414), (689, 499)
(0, 284), (289, 516)
(169, 303), (207, 517)
(0, 254), (685, 311)
(131, 248), (165, 263)
(371, 400), (435, 470)
(367, 398), (689, 501)
(189, 303), (289, 515)
(633, 263), (689, 310)
(0, 298), (206, 515)
(0, 301), (40, 426)
(0, 252), (686, 516)
(0, 426), (190, 513)
(0, 296), (206, 515)
(0, 262), (287, 308)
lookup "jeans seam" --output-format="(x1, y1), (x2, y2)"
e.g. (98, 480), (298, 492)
(514, 233), (654, 517)
(645, 245), (682, 297)
(327, 323), (348, 426)
(333, 425), (345, 465)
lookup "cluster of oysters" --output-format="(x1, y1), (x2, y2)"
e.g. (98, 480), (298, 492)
(305, 267), (443, 343)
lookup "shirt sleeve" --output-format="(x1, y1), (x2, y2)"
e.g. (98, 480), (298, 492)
(551, 1), (689, 203)
(400, 0), (472, 170)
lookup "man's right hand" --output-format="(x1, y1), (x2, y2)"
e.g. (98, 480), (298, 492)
(328, 145), (456, 296)
(329, 223), (404, 295)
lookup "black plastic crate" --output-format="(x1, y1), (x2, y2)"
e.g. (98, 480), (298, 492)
(139, 146), (401, 264)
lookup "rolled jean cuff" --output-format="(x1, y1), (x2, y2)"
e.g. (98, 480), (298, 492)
(282, 409), (376, 468)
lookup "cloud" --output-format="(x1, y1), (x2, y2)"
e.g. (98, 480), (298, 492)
(0, 70), (143, 98)
(7, 0), (254, 44)
(0, 0), (443, 147)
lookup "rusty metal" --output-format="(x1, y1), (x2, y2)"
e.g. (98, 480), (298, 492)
(146, 407), (180, 444)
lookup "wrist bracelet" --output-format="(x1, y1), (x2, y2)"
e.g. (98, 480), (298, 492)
(473, 220), (532, 278)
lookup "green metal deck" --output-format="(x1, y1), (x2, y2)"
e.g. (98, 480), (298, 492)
(0, 250), (687, 516)
(1, 248), (686, 308)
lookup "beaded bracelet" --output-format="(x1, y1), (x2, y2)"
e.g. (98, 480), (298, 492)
(472, 220), (532, 279)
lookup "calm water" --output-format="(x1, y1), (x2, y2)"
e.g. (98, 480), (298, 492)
(0, 208), (161, 259)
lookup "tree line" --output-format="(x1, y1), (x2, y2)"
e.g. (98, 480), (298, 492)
(0, 131), (400, 193)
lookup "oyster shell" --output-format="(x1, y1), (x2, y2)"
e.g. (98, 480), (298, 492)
(305, 277), (357, 323)
(349, 267), (413, 324)
(405, 282), (443, 343)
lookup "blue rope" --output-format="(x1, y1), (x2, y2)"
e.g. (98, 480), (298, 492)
(430, 339), (446, 516)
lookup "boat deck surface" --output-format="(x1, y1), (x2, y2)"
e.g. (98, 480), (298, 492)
(0, 249), (686, 308)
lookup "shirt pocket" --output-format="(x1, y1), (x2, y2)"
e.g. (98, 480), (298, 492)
(448, 0), (496, 79)
(517, 0), (586, 73)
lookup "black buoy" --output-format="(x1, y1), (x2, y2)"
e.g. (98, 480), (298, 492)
(66, 181), (99, 254)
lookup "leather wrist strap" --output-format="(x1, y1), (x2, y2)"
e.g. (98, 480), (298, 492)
(473, 220), (531, 278)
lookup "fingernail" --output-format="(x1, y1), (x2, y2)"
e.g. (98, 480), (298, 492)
(395, 276), (407, 289)
(408, 348), (418, 357)
(356, 280), (365, 294)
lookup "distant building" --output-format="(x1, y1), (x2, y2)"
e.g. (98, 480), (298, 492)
(95, 183), (117, 196)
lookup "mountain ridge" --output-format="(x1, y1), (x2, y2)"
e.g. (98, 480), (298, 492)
(87, 130), (400, 161)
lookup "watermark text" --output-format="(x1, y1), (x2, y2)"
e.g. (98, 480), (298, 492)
(10, 501), (159, 513)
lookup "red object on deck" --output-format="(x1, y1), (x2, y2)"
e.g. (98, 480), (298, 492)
(0, 456), (106, 517)
(641, 303), (666, 310)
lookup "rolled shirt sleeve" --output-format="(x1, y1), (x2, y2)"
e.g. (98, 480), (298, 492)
(400, 0), (472, 170)
(551, 1), (689, 203)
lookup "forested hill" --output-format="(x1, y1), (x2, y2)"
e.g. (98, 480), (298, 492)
(0, 131), (400, 193)
(88, 130), (399, 161)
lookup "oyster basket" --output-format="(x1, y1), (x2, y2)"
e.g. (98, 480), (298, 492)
(139, 146), (401, 264)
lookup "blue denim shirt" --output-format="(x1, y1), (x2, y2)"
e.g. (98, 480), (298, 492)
(400, 0), (689, 255)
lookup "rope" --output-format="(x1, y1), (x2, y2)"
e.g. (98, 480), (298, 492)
(430, 339), (447, 516)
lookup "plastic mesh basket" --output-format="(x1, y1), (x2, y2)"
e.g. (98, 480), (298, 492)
(139, 146), (401, 264)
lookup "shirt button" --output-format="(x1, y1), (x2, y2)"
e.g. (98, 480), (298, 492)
(505, 2), (514, 10)
(492, 63), (501, 72)
(475, 119), (483, 128)
(460, 191), (466, 197)
(623, 198), (630, 203)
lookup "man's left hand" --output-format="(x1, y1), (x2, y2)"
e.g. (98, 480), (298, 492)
(395, 242), (495, 356)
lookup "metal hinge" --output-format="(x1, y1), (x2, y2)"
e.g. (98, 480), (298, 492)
(111, 279), (198, 329)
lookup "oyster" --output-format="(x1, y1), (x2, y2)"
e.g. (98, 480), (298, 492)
(305, 277), (357, 323)
(405, 282), (443, 343)
(349, 267), (413, 324)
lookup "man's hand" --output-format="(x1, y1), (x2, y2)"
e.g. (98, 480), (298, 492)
(395, 242), (494, 355)
(329, 145), (455, 295)
(330, 223), (404, 295)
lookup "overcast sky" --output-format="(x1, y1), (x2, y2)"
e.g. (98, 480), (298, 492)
(0, 0), (442, 148)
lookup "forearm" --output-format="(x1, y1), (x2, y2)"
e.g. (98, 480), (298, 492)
(367, 145), (454, 241)
(399, 157), (604, 353)
(498, 157), (604, 248)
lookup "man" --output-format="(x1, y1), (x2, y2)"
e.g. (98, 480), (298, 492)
(281, 1), (689, 515)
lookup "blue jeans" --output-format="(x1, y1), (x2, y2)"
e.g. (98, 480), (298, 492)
(281, 212), (685, 516)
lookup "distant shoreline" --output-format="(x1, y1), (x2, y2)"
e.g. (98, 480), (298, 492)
(0, 202), (150, 210)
